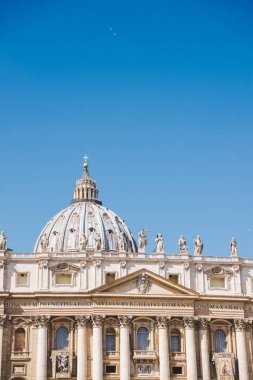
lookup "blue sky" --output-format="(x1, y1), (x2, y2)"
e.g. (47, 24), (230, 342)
(0, 0), (252, 256)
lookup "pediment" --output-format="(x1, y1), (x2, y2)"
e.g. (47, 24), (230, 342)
(203, 265), (234, 277)
(90, 268), (198, 297)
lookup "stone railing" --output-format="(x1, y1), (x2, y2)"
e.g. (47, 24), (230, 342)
(133, 350), (157, 359)
(11, 351), (30, 360)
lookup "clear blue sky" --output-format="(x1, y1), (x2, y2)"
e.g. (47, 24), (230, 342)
(0, 0), (252, 256)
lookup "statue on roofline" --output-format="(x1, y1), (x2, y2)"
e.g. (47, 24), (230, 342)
(194, 235), (203, 256)
(0, 232), (7, 251)
(178, 235), (188, 254)
(138, 229), (147, 253)
(155, 233), (164, 253)
(230, 237), (238, 256)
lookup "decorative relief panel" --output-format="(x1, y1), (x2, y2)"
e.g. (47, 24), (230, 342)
(12, 363), (26, 375)
(136, 273), (150, 294)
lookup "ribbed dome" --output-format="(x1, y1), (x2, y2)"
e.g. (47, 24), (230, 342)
(34, 161), (137, 254)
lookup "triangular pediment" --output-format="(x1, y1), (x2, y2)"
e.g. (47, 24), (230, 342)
(89, 268), (198, 297)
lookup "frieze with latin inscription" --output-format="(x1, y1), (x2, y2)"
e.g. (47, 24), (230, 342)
(4, 300), (253, 311)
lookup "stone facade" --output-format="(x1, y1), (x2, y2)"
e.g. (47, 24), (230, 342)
(0, 162), (252, 380)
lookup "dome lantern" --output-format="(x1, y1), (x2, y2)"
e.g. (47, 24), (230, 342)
(72, 156), (101, 205)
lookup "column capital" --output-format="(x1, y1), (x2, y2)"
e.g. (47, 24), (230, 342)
(91, 314), (105, 327)
(118, 315), (132, 327)
(0, 260), (6, 270)
(198, 318), (210, 330)
(0, 315), (7, 327)
(76, 315), (90, 327)
(234, 319), (248, 332)
(183, 317), (196, 329)
(156, 316), (170, 328)
(38, 260), (49, 269)
(32, 315), (50, 328)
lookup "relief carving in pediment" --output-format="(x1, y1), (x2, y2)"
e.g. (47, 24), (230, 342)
(204, 266), (233, 278)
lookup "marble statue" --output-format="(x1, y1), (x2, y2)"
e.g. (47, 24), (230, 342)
(118, 232), (126, 252)
(155, 233), (164, 253)
(230, 237), (238, 256)
(194, 235), (203, 256)
(0, 232), (7, 251)
(79, 233), (88, 251)
(138, 229), (147, 253)
(95, 233), (102, 251)
(178, 235), (188, 254)
(40, 233), (48, 251)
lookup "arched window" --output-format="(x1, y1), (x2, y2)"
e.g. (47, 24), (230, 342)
(106, 327), (116, 352)
(14, 327), (26, 351)
(56, 327), (69, 350)
(171, 329), (181, 353)
(137, 327), (149, 351)
(214, 329), (226, 353)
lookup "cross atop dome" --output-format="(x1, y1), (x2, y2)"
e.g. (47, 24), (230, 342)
(83, 154), (89, 172)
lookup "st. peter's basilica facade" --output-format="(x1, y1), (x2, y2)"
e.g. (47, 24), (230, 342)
(0, 160), (252, 380)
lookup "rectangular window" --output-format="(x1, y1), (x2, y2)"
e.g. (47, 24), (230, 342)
(16, 273), (29, 286)
(55, 273), (72, 286)
(106, 272), (116, 285)
(106, 335), (115, 352)
(172, 367), (183, 374)
(210, 276), (225, 289)
(168, 274), (179, 284)
(105, 365), (117, 374)
(171, 335), (180, 352)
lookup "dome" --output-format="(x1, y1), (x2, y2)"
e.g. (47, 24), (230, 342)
(34, 161), (137, 254)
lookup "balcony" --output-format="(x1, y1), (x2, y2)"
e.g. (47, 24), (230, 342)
(133, 350), (157, 360)
(104, 351), (119, 358)
(11, 351), (30, 361)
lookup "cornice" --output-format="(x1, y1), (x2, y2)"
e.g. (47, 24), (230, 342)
(0, 293), (10, 298)
(7, 252), (253, 264)
(198, 296), (250, 302)
(5, 292), (253, 304)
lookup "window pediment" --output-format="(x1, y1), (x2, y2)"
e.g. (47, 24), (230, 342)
(49, 263), (80, 273)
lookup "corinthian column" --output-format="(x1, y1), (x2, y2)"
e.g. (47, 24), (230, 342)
(76, 316), (90, 380)
(92, 315), (105, 380)
(234, 319), (249, 380)
(0, 315), (6, 380)
(184, 317), (197, 380)
(118, 316), (132, 380)
(199, 318), (210, 380)
(157, 317), (170, 380)
(34, 316), (50, 380)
